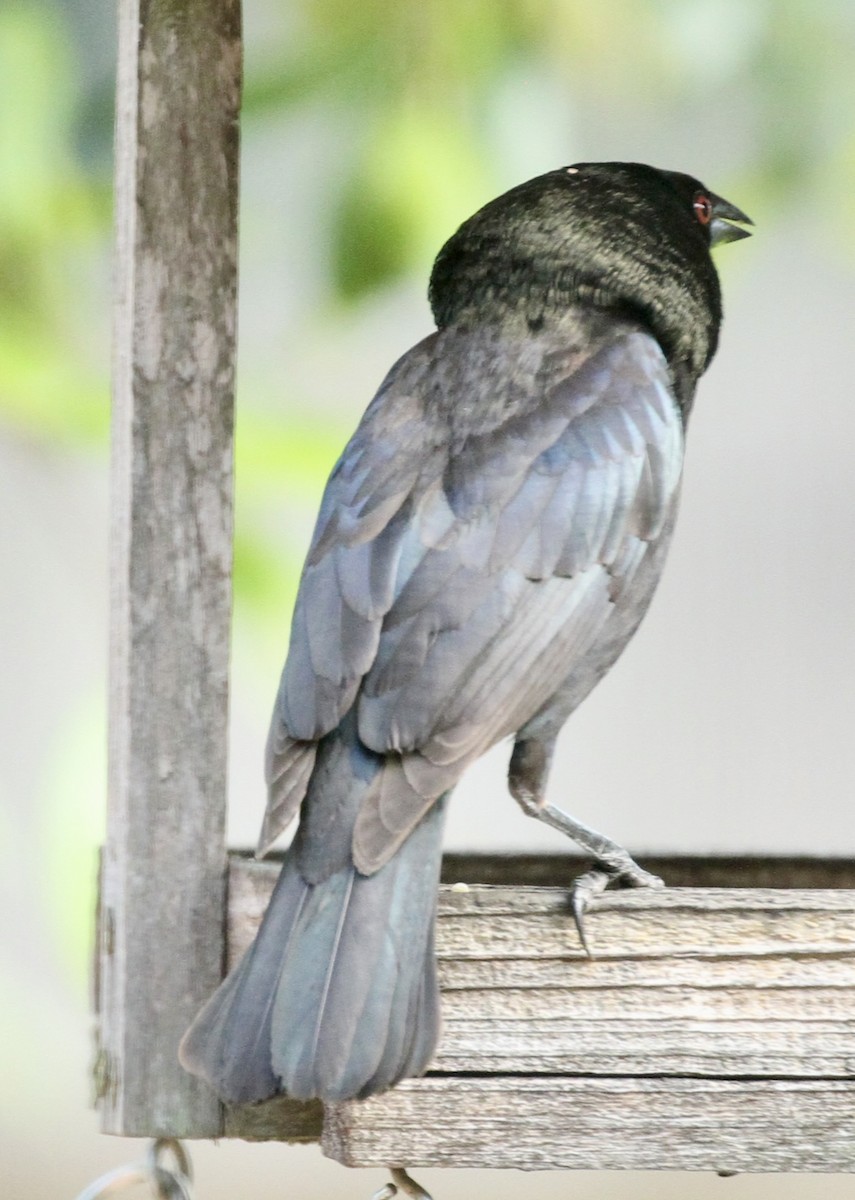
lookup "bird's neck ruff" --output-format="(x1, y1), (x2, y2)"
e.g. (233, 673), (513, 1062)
(430, 249), (716, 418)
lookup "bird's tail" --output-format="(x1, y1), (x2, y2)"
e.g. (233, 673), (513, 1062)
(179, 738), (447, 1104)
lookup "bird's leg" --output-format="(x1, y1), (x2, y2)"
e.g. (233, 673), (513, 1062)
(509, 737), (663, 953)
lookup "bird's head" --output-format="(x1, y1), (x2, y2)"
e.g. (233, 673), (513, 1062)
(429, 161), (752, 390)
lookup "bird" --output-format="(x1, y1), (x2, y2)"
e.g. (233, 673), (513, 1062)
(179, 161), (752, 1105)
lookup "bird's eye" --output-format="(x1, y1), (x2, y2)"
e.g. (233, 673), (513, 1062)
(693, 193), (713, 226)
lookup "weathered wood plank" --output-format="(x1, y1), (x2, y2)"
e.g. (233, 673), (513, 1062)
(224, 1096), (324, 1143)
(322, 1077), (855, 1172)
(438, 852), (855, 889)
(233, 851), (855, 892)
(98, 0), (242, 1137)
(227, 860), (855, 1082)
(227, 852), (855, 949)
(214, 856), (855, 1161)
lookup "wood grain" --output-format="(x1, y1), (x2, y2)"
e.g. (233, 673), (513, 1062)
(323, 1077), (855, 1172)
(226, 855), (855, 1165)
(97, 0), (241, 1138)
(224, 1095), (324, 1144)
(437, 852), (855, 889)
(228, 860), (855, 1078)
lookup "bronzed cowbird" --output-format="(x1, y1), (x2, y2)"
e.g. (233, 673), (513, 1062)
(180, 161), (752, 1103)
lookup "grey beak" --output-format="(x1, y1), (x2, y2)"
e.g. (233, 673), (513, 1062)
(709, 194), (753, 247)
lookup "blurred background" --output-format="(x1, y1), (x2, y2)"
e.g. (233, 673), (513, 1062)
(4, 0), (855, 1196)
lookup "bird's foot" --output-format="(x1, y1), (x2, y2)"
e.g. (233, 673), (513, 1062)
(513, 794), (664, 954)
(570, 853), (663, 955)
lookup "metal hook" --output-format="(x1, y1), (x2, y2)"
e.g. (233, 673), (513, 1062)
(370, 1167), (433, 1200)
(147, 1140), (194, 1200)
(73, 1139), (194, 1200)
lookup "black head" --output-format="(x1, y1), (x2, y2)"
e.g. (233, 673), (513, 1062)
(429, 162), (752, 389)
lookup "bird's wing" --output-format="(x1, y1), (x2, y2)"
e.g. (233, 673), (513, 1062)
(351, 328), (683, 869)
(261, 336), (445, 849)
(271, 335), (450, 743)
(263, 328), (683, 861)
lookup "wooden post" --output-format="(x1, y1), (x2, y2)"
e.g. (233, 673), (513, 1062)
(97, 0), (242, 1137)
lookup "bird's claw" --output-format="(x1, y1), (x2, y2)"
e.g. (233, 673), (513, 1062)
(570, 858), (663, 955)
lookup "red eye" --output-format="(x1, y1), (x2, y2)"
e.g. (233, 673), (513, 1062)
(693, 193), (713, 225)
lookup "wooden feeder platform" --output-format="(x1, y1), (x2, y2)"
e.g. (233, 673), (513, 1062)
(215, 853), (855, 1173)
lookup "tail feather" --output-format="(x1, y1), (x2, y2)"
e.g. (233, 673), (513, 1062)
(178, 854), (309, 1103)
(272, 795), (447, 1100)
(360, 908), (441, 1098)
(180, 760), (447, 1104)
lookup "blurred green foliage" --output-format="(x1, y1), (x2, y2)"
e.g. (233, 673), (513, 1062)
(8, 0), (855, 469)
(9, 0), (855, 468)
(0, 6), (109, 443)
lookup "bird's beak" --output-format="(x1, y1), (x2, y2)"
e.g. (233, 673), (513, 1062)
(709, 194), (754, 247)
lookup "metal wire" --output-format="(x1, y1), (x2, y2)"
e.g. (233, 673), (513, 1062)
(73, 1139), (194, 1200)
(75, 1136), (432, 1200)
(370, 1167), (433, 1200)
